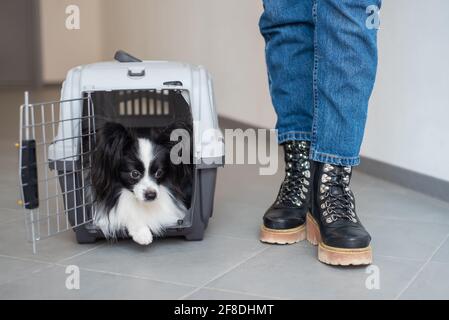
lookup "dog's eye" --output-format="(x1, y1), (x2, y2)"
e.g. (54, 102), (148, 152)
(130, 170), (141, 179)
(154, 169), (164, 179)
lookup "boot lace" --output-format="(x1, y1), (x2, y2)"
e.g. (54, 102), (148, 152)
(276, 141), (311, 207)
(319, 164), (357, 224)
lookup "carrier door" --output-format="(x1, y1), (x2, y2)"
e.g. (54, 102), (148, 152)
(18, 92), (96, 253)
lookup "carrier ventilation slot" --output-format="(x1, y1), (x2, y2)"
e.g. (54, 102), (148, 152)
(118, 90), (171, 116)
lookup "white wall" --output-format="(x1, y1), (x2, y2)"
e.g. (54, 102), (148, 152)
(39, 0), (449, 181)
(40, 0), (104, 82)
(101, 0), (275, 130)
(362, 0), (449, 181)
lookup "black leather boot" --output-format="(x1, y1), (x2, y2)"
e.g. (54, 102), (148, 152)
(308, 163), (372, 265)
(260, 141), (312, 244)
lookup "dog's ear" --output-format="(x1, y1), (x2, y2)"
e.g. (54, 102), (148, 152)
(92, 122), (134, 201)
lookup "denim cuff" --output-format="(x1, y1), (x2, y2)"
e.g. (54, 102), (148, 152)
(277, 131), (312, 144)
(310, 149), (360, 167)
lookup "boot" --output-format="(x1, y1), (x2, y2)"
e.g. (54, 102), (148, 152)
(308, 163), (372, 266)
(260, 141), (313, 244)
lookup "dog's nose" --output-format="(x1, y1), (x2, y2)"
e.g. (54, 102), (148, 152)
(144, 190), (157, 201)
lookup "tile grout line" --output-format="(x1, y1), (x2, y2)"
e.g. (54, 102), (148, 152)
(179, 246), (271, 300)
(0, 244), (106, 289)
(373, 254), (427, 263)
(395, 231), (449, 300)
(0, 207), (24, 213)
(52, 263), (197, 290)
(201, 286), (282, 300)
(205, 234), (260, 242)
(361, 213), (449, 226)
(205, 233), (309, 249)
(0, 241), (105, 266)
(52, 242), (202, 288)
(56, 243), (106, 263)
(0, 263), (54, 288)
(0, 215), (24, 224)
(0, 253), (54, 265)
(423, 259), (449, 266)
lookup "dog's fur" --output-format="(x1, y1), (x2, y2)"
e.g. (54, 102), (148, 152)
(91, 122), (192, 245)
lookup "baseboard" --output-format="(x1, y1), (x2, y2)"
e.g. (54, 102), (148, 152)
(357, 157), (449, 203)
(218, 116), (449, 203)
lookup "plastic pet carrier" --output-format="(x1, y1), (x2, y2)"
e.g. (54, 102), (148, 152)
(18, 51), (224, 252)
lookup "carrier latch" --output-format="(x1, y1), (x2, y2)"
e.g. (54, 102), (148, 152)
(114, 50), (142, 63)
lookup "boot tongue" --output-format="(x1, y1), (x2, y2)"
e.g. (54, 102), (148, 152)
(328, 167), (345, 196)
(330, 185), (344, 196)
(328, 179), (345, 215)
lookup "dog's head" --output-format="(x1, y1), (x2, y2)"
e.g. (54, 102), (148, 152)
(92, 122), (191, 207)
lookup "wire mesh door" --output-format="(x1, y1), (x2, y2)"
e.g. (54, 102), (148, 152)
(18, 92), (96, 253)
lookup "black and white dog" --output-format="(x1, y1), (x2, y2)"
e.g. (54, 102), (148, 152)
(91, 122), (192, 245)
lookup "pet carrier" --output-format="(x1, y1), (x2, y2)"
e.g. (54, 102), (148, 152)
(18, 50), (224, 252)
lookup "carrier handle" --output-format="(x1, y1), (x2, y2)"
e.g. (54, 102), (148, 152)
(21, 139), (39, 209)
(114, 50), (142, 63)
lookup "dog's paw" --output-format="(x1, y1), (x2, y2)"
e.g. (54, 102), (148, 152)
(130, 228), (153, 245)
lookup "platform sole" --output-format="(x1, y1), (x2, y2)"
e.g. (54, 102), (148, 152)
(306, 213), (372, 266)
(260, 224), (306, 245)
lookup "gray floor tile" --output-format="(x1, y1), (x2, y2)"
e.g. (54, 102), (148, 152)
(0, 147), (20, 186)
(0, 256), (50, 286)
(186, 288), (273, 300)
(1, 87), (449, 299)
(0, 209), (22, 224)
(354, 174), (449, 225)
(399, 261), (449, 300)
(207, 201), (265, 240)
(431, 236), (449, 263)
(0, 219), (102, 262)
(216, 162), (301, 200)
(62, 234), (265, 287)
(351, 170), (408, 193)
(208, 245), (423, 300)
(0, 265), (195, 300)
(0, 185), (22, 211)
(364, 216), (449, 261)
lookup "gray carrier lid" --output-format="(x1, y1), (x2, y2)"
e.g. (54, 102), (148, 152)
(48, 58), (224, 167)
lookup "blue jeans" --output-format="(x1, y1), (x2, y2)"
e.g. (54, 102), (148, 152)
(260, 0), (381, 166)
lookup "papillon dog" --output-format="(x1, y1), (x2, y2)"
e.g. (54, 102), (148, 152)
(91, 121), (192, 245)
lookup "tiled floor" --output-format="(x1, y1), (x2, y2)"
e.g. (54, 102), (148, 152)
(1, 87), (449, 299)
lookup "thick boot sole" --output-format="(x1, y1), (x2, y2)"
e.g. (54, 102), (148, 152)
(306, 213), (372, 266)
(260, 224), (306, 245)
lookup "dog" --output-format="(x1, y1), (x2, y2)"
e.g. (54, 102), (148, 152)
(91, 121), (192, 245)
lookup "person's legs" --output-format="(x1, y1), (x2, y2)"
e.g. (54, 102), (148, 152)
(258, 0), (315, 244)
(260, 0), (381, 165)
(259, 0), (314, 143)
(308, 0), (382, 266)
(311, 0), (381, 166)
(259, 0), (382, 265)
